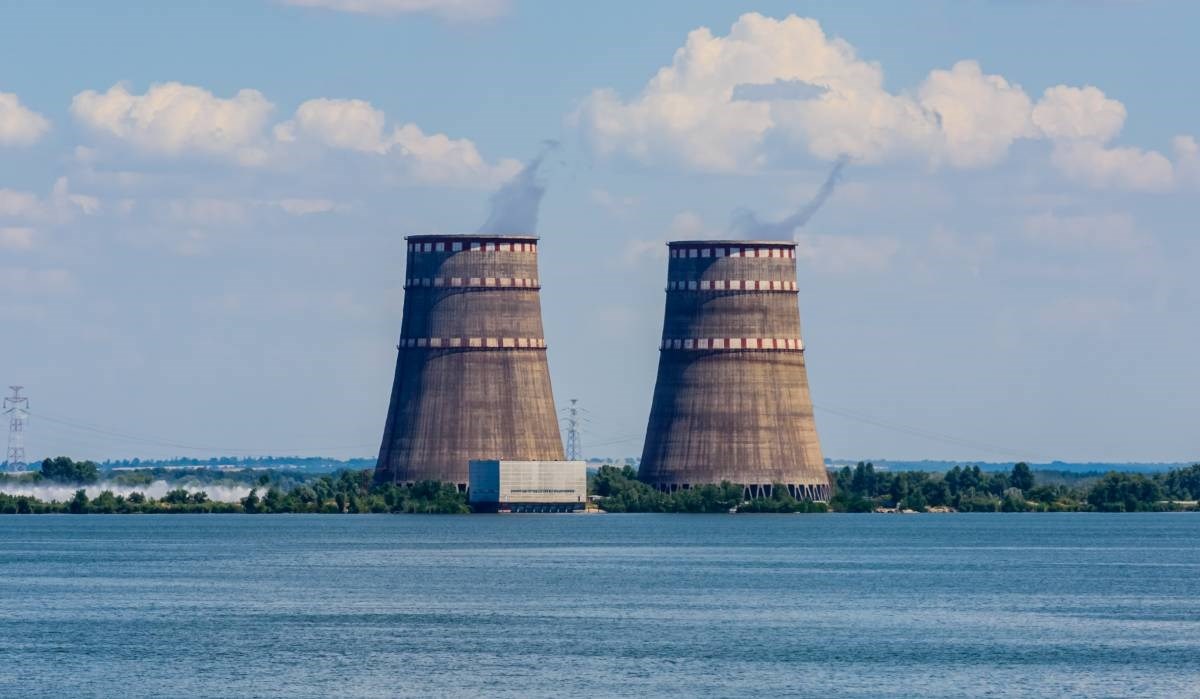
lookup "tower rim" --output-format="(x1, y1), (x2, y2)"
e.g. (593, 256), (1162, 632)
(406, 233), (540, 242)
(668, 239), (796, 248)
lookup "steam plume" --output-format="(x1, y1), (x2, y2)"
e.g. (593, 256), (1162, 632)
(478, 140), (559, 234)
(0, 481), (251, 503)
(732, 156), (848, 238)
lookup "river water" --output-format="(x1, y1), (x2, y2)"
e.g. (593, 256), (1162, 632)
(1, 514), (1197, 698)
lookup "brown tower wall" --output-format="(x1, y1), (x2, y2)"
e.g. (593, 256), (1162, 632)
(375, 235), (564, 488)
(639, 240), (830, 500)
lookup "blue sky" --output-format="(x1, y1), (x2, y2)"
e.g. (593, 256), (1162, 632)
(1, 0), (1197, 463)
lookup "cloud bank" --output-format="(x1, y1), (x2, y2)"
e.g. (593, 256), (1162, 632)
(0, 92), (51, 146)
(575, 13), (1195, 191)
(66, 83), (518, 188)
(72, 83), (274, 165)
(276, 97), (520, 186)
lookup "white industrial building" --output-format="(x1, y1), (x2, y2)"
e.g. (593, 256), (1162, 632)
(468, 460), (587, 512)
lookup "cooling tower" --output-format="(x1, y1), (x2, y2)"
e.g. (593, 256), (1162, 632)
(375, 234), (564, 488)
(638, 240), (830, 501)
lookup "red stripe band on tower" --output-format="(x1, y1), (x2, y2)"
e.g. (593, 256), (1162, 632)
(397, 337), (547, 350)
(404, 277), (540, 289)
(669, 246), (794, 259)
(658, 337), (805, 351)
(666, 280), (798, 291)
(407, 241), (538, 253)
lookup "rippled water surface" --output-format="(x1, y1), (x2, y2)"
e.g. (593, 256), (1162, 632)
(1, 514), (1198, 698)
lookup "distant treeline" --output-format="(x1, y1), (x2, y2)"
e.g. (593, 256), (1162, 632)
(834, 460), (1191, 475)
(4, 458), (1199, 515)
(830, 462), (1200, 512)
(98, 455), (375, 472)
(0, 466), (468, 515)
(0, 457), (314, 492)
(589, 462), (1200, 513)
(590, 465), (825, 513)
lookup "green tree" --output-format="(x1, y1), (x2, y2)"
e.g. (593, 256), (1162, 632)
(68, 489), (90, 514)
(922, 479), (951, 507)
(1010, 462), (1034, 492)
(41, 457), (100, 484)
(262, 487), (285, 513)
(1161, 464), (1200, 500)
(90, 490), (120, 514)
(163, 488), (192, 505)
(850, 462), (876, 497)
(1087, 472), (1163, 512)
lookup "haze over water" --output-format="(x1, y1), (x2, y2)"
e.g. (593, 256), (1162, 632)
(1, 514), (1198, 698)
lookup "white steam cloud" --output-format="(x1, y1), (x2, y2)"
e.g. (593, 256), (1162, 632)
(0, 481), (252, 503)
(731, 156), (848, 239)
(477, 140), (558, 234)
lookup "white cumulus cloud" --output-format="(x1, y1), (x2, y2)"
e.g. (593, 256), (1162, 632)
(575, 14), (1041, 171)
(916, 60), (1035, 169)
(575, 12), (1196, 192)
(277, 97), (520, 186)
(1032, 85), (1126, 143)
(0, 178), (100, 225)
(1172, 134), (1199, 188)
(1049, 141), (1175, 192)
(0, 92), (51, 146)
(68, 83), (518, 188)
(275, 98), (387, 153)
(280, 0), (508, 20)
(71, 82), (274, 164)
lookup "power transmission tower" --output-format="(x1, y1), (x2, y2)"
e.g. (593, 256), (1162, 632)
(563, 398), (581, 461)
(4, 386), (29, 473)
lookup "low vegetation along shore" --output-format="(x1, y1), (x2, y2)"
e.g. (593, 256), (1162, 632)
(1, 458), (1199, 515)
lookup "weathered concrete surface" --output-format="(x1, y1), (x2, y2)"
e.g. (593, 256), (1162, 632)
(375, 235), (564, 487)
(639, 240), (830, 500)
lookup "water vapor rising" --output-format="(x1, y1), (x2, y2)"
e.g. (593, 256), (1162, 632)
(478, 141), (559, 235)
(0, 481), (252, 503)
(732, 156), (848, 239)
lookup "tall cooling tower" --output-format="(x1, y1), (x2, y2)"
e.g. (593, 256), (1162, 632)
(375, 234), (564, 488)
(639, 240), (830, 501)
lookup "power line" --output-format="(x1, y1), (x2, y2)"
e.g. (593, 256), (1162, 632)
(811, 402), (1038, 461)
(562, 398), (581, 460)
(22, 398), (1035, 464)
(26, 409), (375, 456)
(4, 386), (29, 473)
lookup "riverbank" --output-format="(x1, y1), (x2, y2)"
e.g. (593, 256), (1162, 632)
(4, 459), (1199, 515)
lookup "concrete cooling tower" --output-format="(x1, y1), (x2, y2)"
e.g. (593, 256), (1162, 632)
(639, 240), (830, 501)
(375, 234), (564, 489)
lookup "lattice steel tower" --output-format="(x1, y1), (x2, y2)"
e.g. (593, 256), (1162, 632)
(563, 398), (581, 461)
(4, 386), (29, 473)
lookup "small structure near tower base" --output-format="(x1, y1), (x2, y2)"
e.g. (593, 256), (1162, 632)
(468, 460), (586, 512)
